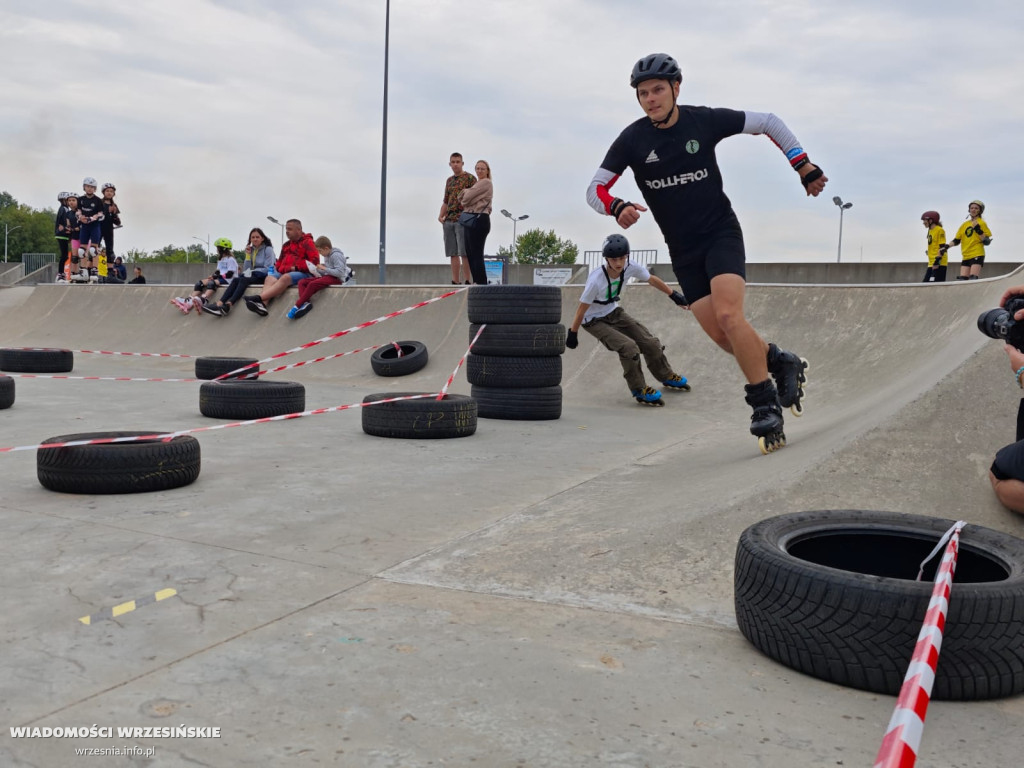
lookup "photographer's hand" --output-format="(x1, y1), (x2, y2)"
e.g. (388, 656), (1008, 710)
(1006, 344), (1024, 380)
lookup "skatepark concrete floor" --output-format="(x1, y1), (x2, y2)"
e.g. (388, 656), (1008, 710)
(1, 276), (1023, 767)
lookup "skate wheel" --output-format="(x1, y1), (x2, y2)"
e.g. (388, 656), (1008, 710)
(790, 401), (803, 417)
(758, 433), (786, 455)
(680, 383), (692, 392)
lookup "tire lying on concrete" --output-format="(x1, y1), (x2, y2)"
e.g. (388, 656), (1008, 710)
(466, 354), (562, 388)
(194, 356), (259, 381)
(0, 375), (14, 409)
(370, 341), (429, 377)
(469, 323), (566, 357)
(38, 431), (200, 494)
(0, 347), (73, 373)
(471, 385), (562, 421)
(734, 509), (1024, 700)
(361, 392), (476, 439)
(199, 380), (305, 420)
(467, 285), (562, 325)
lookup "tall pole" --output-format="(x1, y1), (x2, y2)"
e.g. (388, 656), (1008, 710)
(378, 0), (390, 285)
(3, 224), (21, 263)
(837, 207), (844, 264)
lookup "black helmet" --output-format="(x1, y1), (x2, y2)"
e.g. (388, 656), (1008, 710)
(602, 234), (630, 259)
(630, 53), (682, 88)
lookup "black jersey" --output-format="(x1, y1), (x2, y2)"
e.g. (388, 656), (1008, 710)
(597, 106), (745, 244)
(77, 193), (104, 221)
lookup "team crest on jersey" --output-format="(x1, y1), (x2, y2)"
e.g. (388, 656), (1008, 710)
(645, 150), (660, 163)
(685, 140), (700, 154)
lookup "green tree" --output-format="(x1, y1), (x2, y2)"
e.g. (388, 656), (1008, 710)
(496, 228), (579, 265)
(144, 243), (210, 263)
(0, 191), (58, 261)
(123, 247), (149, 262)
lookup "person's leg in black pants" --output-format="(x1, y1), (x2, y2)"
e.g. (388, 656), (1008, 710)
(465, 214), (490, 285)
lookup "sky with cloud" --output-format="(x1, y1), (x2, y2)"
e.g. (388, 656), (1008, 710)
(2, 0), (1022, 269)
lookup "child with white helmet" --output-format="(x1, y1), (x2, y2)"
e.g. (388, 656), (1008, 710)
(76, 177), (104, 279)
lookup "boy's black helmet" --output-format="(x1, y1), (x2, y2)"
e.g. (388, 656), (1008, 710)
(602, 234), (630, 259)
(630, 53), (682, 88)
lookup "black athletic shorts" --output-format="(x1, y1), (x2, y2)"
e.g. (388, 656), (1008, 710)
(963, 255), (985, 267)
(992, 439), (1024, 481)
(667, 216), (746, 304)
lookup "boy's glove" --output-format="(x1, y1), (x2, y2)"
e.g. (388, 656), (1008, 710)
(669, 290), (688, 307)
(566, 330), (579, 349)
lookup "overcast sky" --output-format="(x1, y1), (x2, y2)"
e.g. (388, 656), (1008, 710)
(3, 1), (1022, 267)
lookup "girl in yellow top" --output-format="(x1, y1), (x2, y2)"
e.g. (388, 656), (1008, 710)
(921, 210), (946, 282)
(943, 200), (992, 280)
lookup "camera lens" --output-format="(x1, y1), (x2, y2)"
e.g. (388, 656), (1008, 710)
(978, 308), (1011, 339)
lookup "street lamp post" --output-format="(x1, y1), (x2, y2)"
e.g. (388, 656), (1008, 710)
(378, 0), (390, 285)
(192, 235), (211, 264)
(3, 223), (22, 262)
(266, 216), (285, 245)
(832, 196), (853, 263)
(500, 209), (529, 257)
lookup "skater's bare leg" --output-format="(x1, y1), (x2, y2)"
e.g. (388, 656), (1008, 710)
(971, 263), (983, 278)
(690, 274), (769, 384)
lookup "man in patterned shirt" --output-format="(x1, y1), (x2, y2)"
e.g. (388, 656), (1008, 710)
(438, 152), (476, 284)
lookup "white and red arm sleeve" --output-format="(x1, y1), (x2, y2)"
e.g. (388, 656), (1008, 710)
(742, 111), (808, 169)
(587, 168), (621, 216)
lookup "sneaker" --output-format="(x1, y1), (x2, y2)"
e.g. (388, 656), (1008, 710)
(662, 374), (691, 391)
(55, 274), (66, 283)
(631, 386), (663, 406)
(286, 305), (298, 320)
(202, 303), (225, 317)
(293, 301), (313, 319)
(221, 302), (231, 316)
(244, 296), (268, 316)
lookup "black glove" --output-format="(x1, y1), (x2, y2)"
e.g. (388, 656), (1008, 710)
(609, 198), (637, 219)
(669, 290), (688, 307)
(800, 167), (824, 189)
(566, 330), (579, 349)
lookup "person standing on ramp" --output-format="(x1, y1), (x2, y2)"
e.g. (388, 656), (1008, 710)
(586, 53), (824, 453)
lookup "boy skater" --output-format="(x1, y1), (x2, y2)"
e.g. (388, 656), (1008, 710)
(566, 234), (690, 406)
(586, 53), (820, 452)
(76, 177), (104, 280)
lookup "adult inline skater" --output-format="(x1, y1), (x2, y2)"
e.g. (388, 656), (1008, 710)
(586, 53), (827, 453)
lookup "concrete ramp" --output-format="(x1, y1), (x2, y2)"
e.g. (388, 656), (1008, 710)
(1, 274), (1023, 767)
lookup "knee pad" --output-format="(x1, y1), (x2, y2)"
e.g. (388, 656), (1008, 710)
(204, 279), (218, 291)
(193, 281), (205, 292)
(70, 255), (80, 264)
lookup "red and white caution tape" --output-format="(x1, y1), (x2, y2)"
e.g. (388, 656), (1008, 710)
(873, 520), (966, 768)
(6, 347), (194, 359)
(242, 344), (385, 378)
(437, 324), (485, 400)
(0, 394), (441, 455)
(214, 287), (467, 380)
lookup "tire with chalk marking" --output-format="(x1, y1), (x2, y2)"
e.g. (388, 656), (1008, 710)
(199, 380), (305, 419)
(469, 323), (566, 357)
(38, 431), (200, 494)
(361, 392), (476, 439)
(466, 354), (562, 388)
(0, 375), (14, 409)
(370, 341), (429, 377)
(0, 347), (73, 373)
(735, 509), (1024, 700)
(195, 356), (259, 380)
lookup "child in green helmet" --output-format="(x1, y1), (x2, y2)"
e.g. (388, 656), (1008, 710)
(171, 238), (238, 314)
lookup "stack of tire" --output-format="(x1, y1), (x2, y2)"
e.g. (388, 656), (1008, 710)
(466, 285), (564, 420)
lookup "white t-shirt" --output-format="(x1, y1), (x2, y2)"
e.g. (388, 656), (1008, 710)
(580, 260), (651, 323)
(216, 256), (239, 277)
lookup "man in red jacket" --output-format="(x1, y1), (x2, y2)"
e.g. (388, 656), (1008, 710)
(245, 218), (320, 316)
